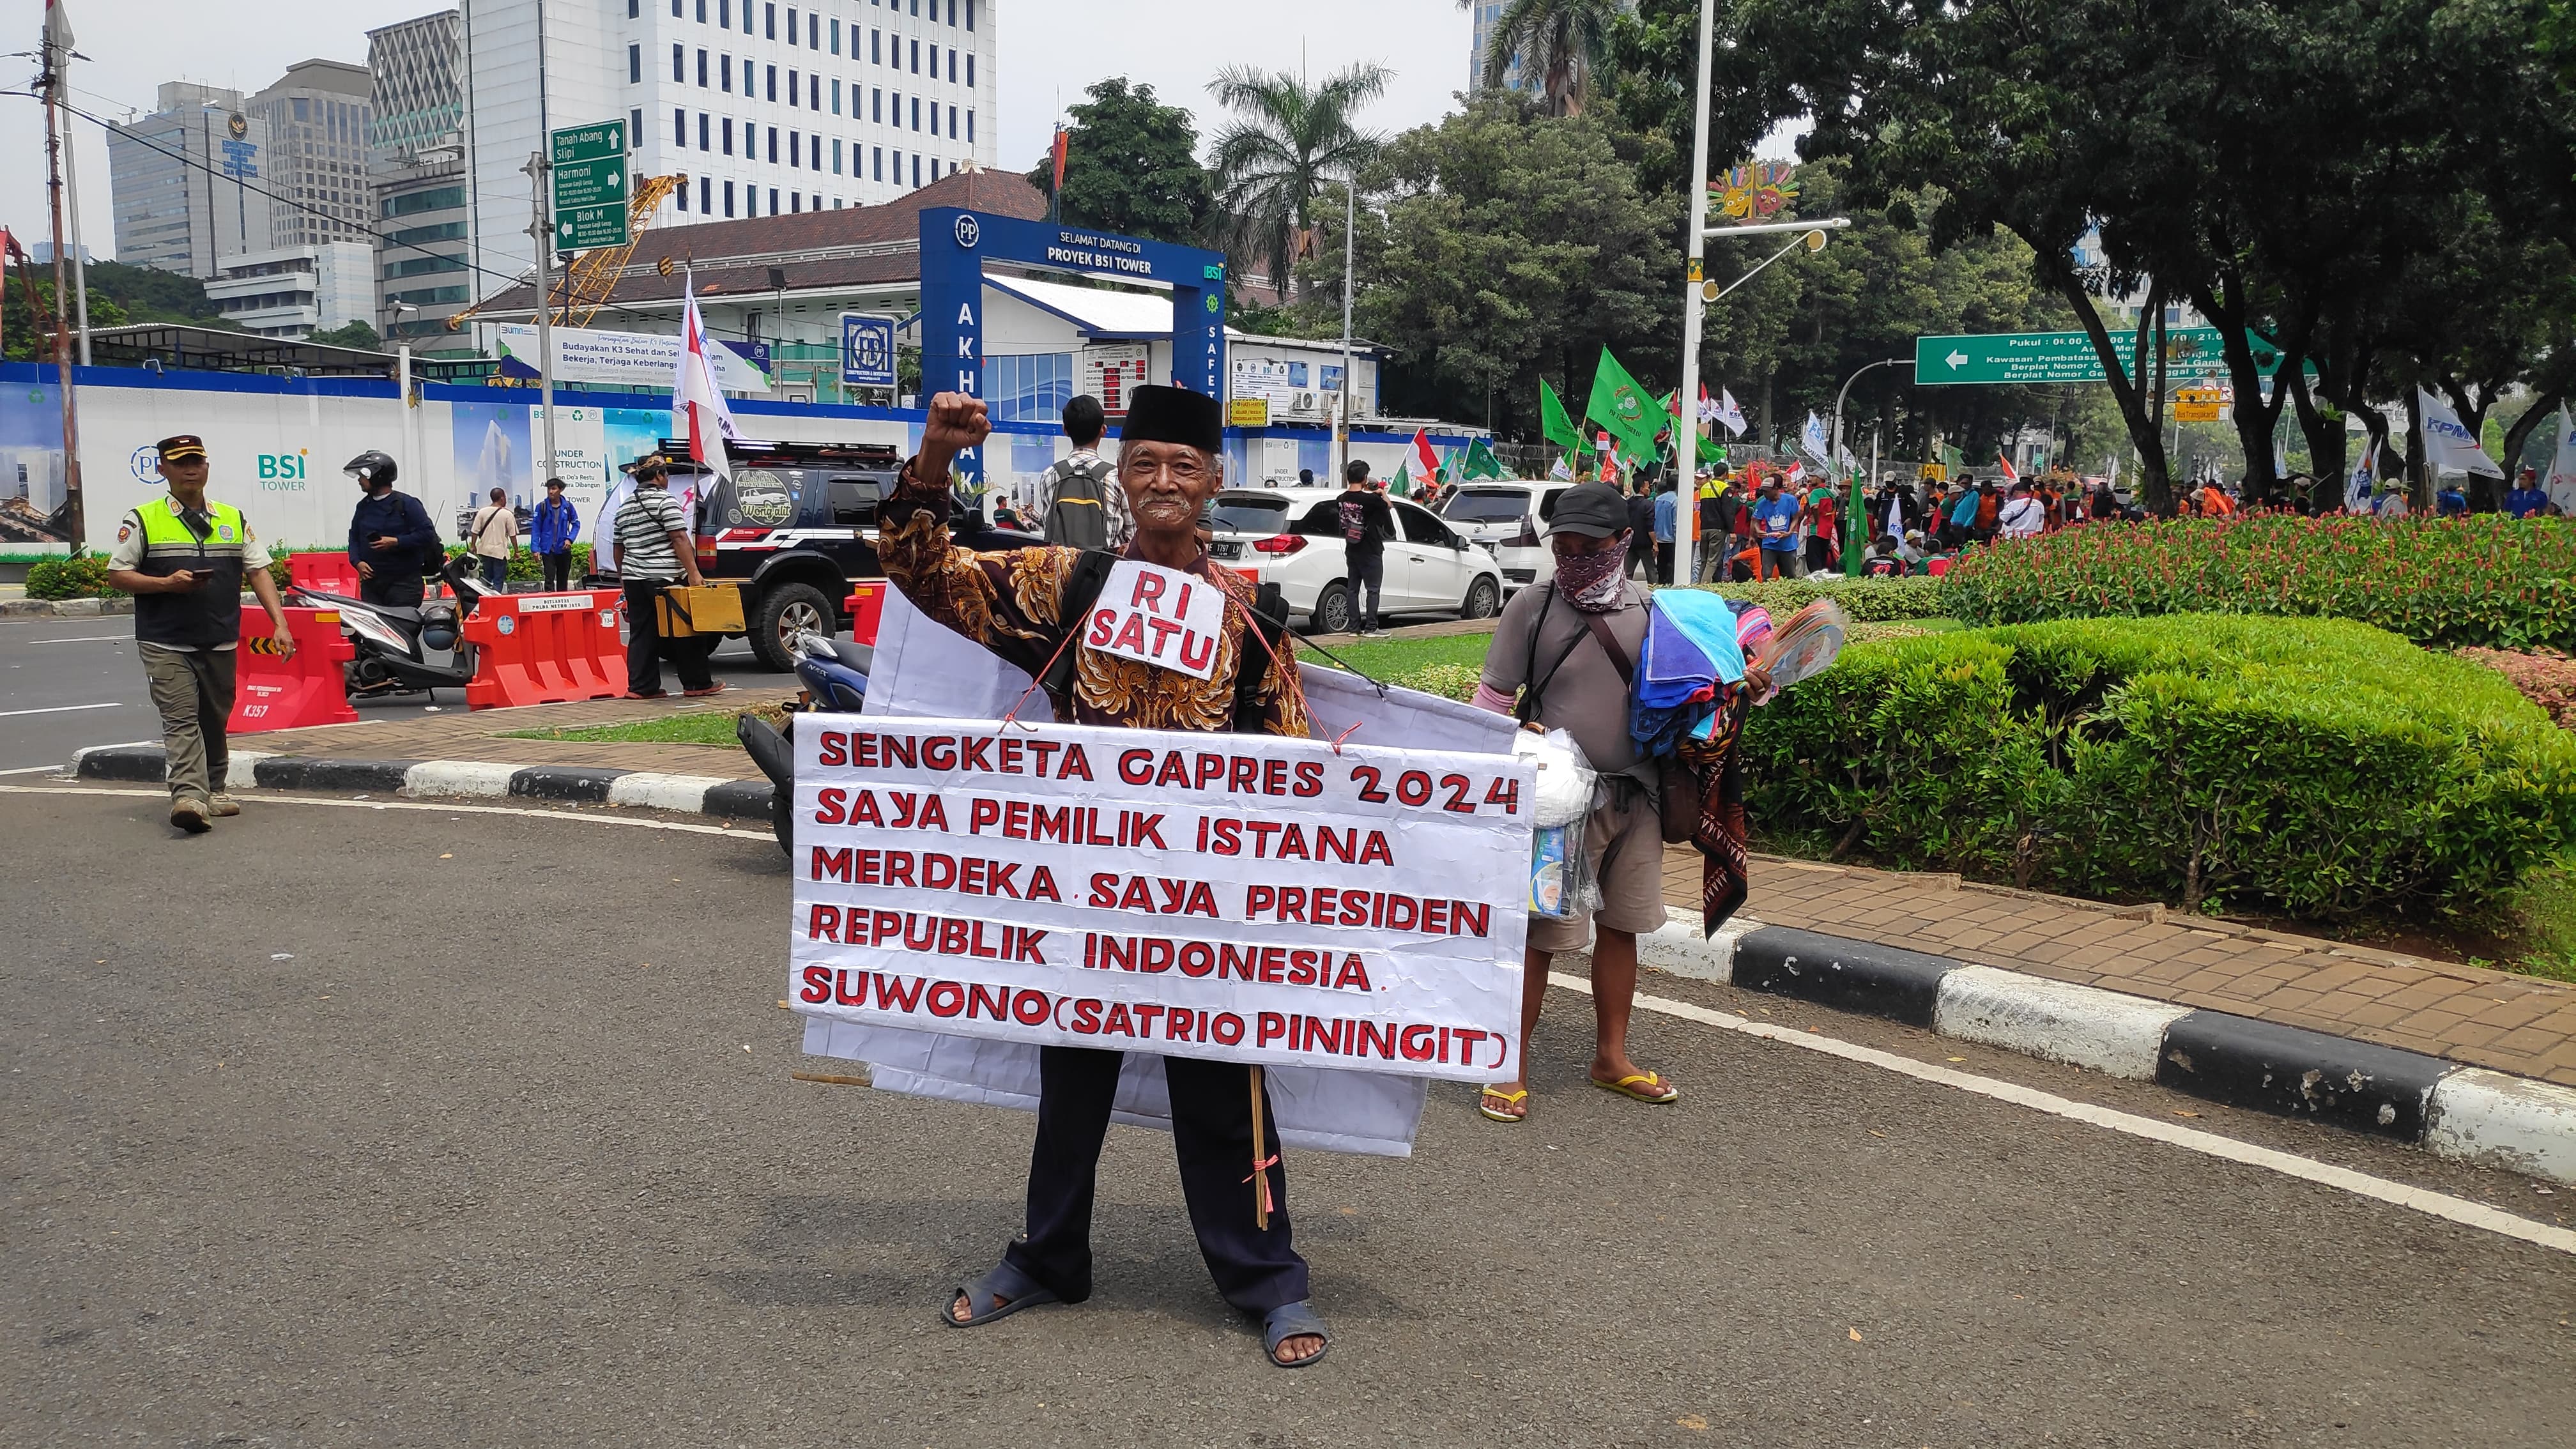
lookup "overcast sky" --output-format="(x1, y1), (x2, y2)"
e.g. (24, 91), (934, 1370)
(0, 0), (1485, 263)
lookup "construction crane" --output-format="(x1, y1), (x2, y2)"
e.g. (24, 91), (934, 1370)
(446, 172), (687, 333)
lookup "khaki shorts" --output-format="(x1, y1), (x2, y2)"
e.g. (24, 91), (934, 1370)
(1527, 780), (1669, 954)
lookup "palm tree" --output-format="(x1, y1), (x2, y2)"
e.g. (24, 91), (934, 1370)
(1460, 0), (1622, 117)
(1204, 63), (1390, 303)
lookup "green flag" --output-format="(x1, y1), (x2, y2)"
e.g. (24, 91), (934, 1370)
(1585, 348), (1663, 461)
(1697, 431), (1728, 468)
(1539, 379), (1581, 451)
(1389, 458), (1411, 497)
(1462, 437), (1508, 480)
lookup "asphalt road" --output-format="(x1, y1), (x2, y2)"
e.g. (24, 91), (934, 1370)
(0, 617), (784, 773)
(5, 785), (2572, 1447)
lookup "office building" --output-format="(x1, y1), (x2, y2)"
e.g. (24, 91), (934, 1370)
(1465, 2), (1529, 93)
(105, 83), (273, 278)
(203, 242), (379, 338)
(461, 0), (999, 305)
(246, 60), (379, 252)
(370, 12), (478, 349)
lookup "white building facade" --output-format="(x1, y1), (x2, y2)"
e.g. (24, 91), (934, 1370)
(245, 60), (379, 252)
(203, 243), (379, 338)
(105, 84), (273, 279)
(463, 0), (999, 305)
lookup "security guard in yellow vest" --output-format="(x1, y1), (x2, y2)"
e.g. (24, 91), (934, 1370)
(104, 435), (296, 834)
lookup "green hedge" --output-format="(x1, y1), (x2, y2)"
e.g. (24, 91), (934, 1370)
(1686, 575), (1950, 622)
(24, 554), (112, 600)
(1742, 613), (2576, 923)
(1941, 515), (2576, 649)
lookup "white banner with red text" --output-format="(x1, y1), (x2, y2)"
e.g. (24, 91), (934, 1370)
(790, 715), (1535, 1084)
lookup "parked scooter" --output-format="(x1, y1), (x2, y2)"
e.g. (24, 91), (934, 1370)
(290, 554), (494, 700)
(737, 629), (871, 854)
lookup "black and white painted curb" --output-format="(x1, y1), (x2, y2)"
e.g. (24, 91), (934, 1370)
(63, 743), (2576, 1187)
(70, 742), (778, 822)
(1642, 923), (2576, 1187)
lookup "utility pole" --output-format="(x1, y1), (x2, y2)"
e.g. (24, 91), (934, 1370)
(524, 150), (558, 485)
(41, 18), (84, 548)
(1831, 358), (1911, 576)
(1335, 172), (1356, 484)
(58, 86), (91, 365)
(1674, 0), (1719, 588)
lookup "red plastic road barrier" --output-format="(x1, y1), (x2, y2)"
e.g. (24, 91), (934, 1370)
(287, 551), (362, 597)
(229, 606), (358, 733)
(461, 590), (626, 710)
(843, 581), (887, 645)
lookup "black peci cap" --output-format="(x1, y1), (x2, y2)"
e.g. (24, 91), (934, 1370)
(1117, 385), (1222, 455)
(1550, 481), (1632, 538)
(157, 434), (208, 463)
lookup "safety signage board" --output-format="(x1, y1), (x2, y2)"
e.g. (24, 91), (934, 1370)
(1914, 326), (2283, 386)
(551, 120), (630, 252)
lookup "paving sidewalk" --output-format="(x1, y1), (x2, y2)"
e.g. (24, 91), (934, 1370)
(227, 693), (776, 781)
(1665, 848), (2576, 1089)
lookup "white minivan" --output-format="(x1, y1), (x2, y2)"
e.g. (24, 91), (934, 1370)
(1206, 488), (1506, 633)
(1438, 480), (1579, 593)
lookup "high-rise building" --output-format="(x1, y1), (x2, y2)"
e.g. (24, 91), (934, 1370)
(246, 60), (379, 254)
(105, 83), (273, 278)
(1465, 2), (1529, 93)
(461, 0), (1000, 305)
(370, 12), (477, 349)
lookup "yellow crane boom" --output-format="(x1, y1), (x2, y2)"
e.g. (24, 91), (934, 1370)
(447, 172), (686, 332)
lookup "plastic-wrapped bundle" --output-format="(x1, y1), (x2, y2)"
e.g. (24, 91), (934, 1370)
(1514, 728), (1598, 918)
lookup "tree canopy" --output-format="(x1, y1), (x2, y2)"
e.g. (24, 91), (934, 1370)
(1023, 78), (1212, 246)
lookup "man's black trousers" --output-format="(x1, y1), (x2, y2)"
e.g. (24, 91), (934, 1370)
(1000, 1046), (1308, 1314)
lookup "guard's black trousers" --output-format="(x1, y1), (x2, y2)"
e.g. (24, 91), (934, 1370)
(1001, 1046), (1309, 1314)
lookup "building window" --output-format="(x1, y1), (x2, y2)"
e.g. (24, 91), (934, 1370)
(724, 180), (735, 216)
(763, 64), (774, 101)
(831, 79), (841, 114)
(966, 108), (974, 144)
(871, 88), (882, 123)
(674, 43), (686, 81)
(790, 192), (801, 213)
(873, 145), (882, 181)
(769, 125), (779, 162)
(675, 107), (688, 146)
(910, 95), (919, 130)
(911, 151), (919, 187)
(721, 54), (732, 91)
(871, 29), (880, 65)
(790, 132), (800, 167)
(719, 0), (730, 25)
(947, 104), (956, 139)
(910, 38), (919, 73)
(986, 354), (1075, 425)
(677, 180), (690, 211)
(967, 0), (975, 29)
(832, 137), (842, 173)
(629, 43), (642, 83)
(965, 53), (974, 88)
(786, 7), (797, 43)
(765, 2), (776, 38)
(631, 107), (645, 146)
(830, 17), (840, 53)
(697, 49), (708, 86)
(721, 117), (733, 154)
(770, 187), (781, 213)
(698, 112), (709, 149)
(675, 0), (684, 15)
(630, 0), (640, 14)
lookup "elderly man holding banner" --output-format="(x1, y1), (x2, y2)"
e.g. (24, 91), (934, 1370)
(800, 385), (1534, 1370)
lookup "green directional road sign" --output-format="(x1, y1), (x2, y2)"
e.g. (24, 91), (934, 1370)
(1913, 326), (2283, 386)
(550, 120), (629, 252)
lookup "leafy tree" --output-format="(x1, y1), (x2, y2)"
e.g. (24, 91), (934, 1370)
(1022, 78), (1211, 245)
(1, 272), (127, 362)
(1206, 63), (1389, 303)
(1287, 96), (1676, 436)
(1460, 0), (1624, 118)
(306, 320), (382, 350)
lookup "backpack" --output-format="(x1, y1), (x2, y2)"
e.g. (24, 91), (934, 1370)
(1043, 550), (1289, 733)
(1042, 456), (1116, 551)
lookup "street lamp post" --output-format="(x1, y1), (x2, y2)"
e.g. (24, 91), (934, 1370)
(1831, 357), (1912, 576)
(1673, 0), (1720, 588)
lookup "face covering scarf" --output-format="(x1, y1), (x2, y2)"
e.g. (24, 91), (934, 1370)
(1555, 545), (1628, 613)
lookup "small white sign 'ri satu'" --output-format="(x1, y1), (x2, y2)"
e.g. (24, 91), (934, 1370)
(1084, 560), (1229, 680)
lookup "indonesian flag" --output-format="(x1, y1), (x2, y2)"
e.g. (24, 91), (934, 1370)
(1997, 451), (2019, 483)
(1786, 460), (1805, 484)
(45, 0), (74, 49)
(1596, 429), (1621, 478)
(1411, 427), (1439, 481)
(673, 273), (740, 482)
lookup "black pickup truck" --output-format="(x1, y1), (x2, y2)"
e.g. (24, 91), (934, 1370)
(669, 438), (1040, 669)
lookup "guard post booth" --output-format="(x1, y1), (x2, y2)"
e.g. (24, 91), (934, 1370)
(917, 208), (1229, 490)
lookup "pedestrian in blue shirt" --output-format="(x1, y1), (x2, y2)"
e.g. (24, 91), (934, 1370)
(1650, 476), (1678, 583)
(2504, 468), (2549, 519)
(1753, 479), (1802, 581)
(530, 477), (583, 590)
(2435, 481), (2469, 518)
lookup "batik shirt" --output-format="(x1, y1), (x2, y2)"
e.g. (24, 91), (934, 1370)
(877, 470), (1312, 739)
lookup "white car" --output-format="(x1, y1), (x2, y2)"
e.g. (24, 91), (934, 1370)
(1207, 487), (1506, 633)
(1438, 480), (1579, 593)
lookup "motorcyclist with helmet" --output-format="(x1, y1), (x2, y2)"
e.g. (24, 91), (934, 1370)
(344, 450), (441, 609)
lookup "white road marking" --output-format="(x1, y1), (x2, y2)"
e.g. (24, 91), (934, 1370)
(1549, 972), (2576, 1257)
(1, 781), (2561, 1257)
(0, 764), (70, 776)
(26, 634), (132, 645)
(0, 702), (121, 718)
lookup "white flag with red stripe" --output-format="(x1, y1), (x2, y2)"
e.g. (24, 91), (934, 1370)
(1411, 427), (1440, 481)
(45, 0), (75, 48)
(673, 273), (740, 482)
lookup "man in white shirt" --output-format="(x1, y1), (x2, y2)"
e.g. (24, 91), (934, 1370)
(1997, 482), (2046, 539)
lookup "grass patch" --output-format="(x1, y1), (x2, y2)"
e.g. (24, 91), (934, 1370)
(503, 710), (763, 747)
(2510, 857), (2576, 984)
(1305, 631), (1494, 678)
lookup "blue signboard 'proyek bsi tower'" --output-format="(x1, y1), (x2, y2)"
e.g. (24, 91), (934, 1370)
(917, 208), (1228, 488)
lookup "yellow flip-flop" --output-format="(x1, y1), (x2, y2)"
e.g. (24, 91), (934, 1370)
(1592, 1071), (1680, 1104)
(1478, 1085), (1529, 1123)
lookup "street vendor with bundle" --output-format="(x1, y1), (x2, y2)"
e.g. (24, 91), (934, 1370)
(875, 385), (1329, 1368)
